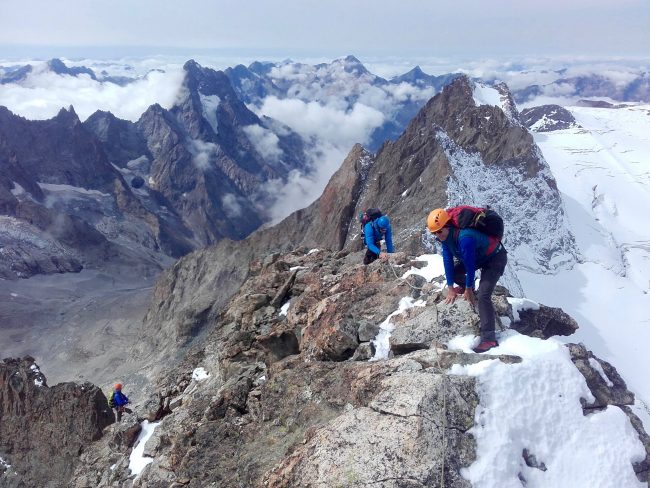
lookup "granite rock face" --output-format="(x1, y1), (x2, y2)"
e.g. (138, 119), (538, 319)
(139, 75), (581, 359)
(0, 60), (310, 279)
(512, 304), (579, 339)
(65, 248), (649, 487)
(0, 357), (113, 488)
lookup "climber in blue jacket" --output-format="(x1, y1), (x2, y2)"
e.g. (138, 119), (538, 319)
(364, 215), (394, 265)
(109, 383), (131, 421)
(428, 208), (507, 353)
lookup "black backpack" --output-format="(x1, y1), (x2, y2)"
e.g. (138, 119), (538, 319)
(447, 205), (504, 240)
(359, 208), (382, 240)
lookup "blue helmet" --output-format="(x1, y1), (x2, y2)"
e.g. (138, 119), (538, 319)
(375, 215), (390, 230)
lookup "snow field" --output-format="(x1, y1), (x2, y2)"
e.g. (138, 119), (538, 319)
(128, 420), (160, 477)
(372, 252), (646, 486)
(527, 104), (650, 405)
(450, 332), (645, 488)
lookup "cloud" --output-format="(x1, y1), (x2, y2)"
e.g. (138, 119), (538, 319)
(383, 82), (436, 103)
(222, 193), (243, 218)
(250, 97), (384, 222)
(242, 124), (284, 161)
(189, 139), (218, 171)
(257, 96), (384, 150)
(0, 62), (185, 121)
(258, 142), (349, 223)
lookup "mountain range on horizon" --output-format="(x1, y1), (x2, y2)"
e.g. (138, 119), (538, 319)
(3, 55), (650, 113)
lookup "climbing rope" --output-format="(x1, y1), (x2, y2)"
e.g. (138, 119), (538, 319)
(384, 257), (449, 486)
(384, 259), (426, 291)
(435, 352), (449, 488)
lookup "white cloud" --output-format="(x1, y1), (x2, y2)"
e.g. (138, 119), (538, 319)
(257, 96), (384, 150)
(0, 63), (185, 121)
(259, 142), (348, 223)
(242, 124), (283, 161)
(222, 193), (243, 217)
(189, 139), (217, 171)
(383, 82), (436, 103)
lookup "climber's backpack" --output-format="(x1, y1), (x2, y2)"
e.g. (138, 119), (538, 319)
(447, 205), (504, 240)
(359, 208), (383, 240)
(108, 391), (116, 408)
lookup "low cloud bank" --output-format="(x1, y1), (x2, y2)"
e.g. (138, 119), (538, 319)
(258, 143), (348, 224)
(0, 63), (185, 121)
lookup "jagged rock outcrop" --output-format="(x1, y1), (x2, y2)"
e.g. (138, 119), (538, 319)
(0, 105), (186, 277)
(520, 104), (580, 132)
(0, 357), (113, 488)
(0, 106), (118, 192)
(69, 248), (649, 487)
(139, 75), (581, 360)
(511, 304), (579, 339)
(0, 59), (311, 280)
(83, 110), (152, 167)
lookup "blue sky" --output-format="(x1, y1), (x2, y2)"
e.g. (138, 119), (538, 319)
(0, 0), (648, 59)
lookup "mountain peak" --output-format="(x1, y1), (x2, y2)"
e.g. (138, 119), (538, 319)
(47, 58), (67, 72)
(55, 105), (80, 123)
(182, 59), (202, 74)
(46, 58), (97, 80)
(338, 55), (370, 75)
(344, 54), (362, 64)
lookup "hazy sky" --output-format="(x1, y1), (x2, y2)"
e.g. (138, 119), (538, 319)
(1, 0), (648, 59)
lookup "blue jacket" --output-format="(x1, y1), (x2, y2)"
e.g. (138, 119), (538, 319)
(110, 390), (129, 408)
(364, 220), (394, 256)
(441, 228), (499, 288)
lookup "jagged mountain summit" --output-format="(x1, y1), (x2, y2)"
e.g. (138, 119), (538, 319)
(0, 60), (310, 280)
(137, 74), (579, 377)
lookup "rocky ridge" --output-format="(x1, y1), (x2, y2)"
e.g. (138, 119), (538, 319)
(520, 104), (580, 132)
(138, 74), (580, 362)
(0, 60), (310, 280)
(3, 247), (646, 487)
(0, 357), (114, 488)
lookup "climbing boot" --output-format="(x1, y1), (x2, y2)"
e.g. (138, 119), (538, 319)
(473, 340), (498, 353)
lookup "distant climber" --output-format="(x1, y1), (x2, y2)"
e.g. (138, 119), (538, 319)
(360, 209), (394, 265)
(427, 208), (507, 353)
(108, 383), (131, 421)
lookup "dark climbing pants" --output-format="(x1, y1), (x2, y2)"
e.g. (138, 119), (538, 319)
(114, 406), (132, 421)
(453, 249), (508, 342)
(363, 241), (381, 265)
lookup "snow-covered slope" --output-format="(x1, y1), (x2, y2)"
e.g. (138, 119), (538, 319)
(521, 103), (650, 405)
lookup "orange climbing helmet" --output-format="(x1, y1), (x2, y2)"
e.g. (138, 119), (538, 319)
(427, 208), (450, 232)
(114, 383), (123, 390)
